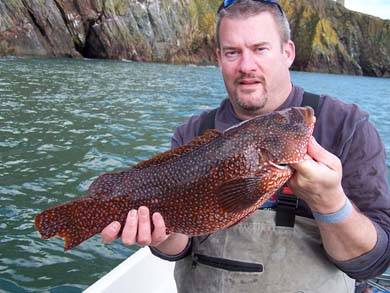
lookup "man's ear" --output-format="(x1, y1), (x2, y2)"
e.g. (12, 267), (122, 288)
(284, 40), (296, 68)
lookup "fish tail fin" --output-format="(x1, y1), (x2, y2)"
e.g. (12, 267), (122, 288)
(34, 197), (123, 251)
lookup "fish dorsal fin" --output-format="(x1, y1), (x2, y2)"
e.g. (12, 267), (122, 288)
(216, 176), (269, 214)
(87, 171), (128, 197)
(133, 129), (222, 170)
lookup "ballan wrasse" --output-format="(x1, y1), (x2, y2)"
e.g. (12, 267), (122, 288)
(35, 107), (315, 251)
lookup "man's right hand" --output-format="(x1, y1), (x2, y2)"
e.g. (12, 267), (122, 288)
(101, 206), (169, 247)
(101, 206), (190, 256)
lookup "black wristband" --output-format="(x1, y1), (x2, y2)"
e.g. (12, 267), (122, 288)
(149, 237), (192, 261)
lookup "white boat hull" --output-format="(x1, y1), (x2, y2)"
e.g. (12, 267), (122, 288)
(85, 247), (177, 293)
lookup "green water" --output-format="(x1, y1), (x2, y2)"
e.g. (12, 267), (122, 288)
(0, 57), (225, 292)
(0, 57), (389, 292)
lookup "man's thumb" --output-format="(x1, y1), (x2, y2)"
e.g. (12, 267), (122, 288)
(307, 137), (340, 171)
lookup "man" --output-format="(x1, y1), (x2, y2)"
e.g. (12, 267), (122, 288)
(101, 0), (390, 292)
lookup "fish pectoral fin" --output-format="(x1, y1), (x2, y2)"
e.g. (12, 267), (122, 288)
(216, 176), (265, 214)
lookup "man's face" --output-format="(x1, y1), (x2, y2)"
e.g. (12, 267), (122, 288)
(217, 12), (295, 118)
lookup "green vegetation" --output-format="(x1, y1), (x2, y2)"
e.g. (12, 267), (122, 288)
(186, 0), (219, 57)
(313, 19), (338, 49)
(188, 0), (219, 36)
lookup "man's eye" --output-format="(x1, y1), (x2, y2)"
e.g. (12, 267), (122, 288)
(225, 50), (238, 57)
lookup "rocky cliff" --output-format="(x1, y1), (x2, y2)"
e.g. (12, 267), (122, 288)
(0, 0), (389, 77)
(282, 0), (390, 77)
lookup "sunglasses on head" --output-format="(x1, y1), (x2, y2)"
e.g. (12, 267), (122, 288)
(217, 0), (284, 15)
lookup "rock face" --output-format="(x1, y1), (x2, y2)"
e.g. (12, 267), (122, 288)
(0, 0), (218, 64)
(0, 0), (389, 77)
(283, 0), (390, 77)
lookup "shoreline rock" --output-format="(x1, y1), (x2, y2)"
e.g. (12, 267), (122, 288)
(0, 0), (388, 77)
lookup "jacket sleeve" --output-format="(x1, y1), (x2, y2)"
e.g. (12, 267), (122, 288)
(331, 118), (390, 279)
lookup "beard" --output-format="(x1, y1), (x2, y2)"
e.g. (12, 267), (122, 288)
(229, 74), (268, 113)
(232, 92), (268, 112)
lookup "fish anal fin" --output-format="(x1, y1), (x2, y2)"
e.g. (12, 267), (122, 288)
(134, 129), (222, 170)
(216, 176), (267, 214)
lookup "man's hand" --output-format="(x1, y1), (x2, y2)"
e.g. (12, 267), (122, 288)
(289, 136), (377, 261)
(101, 206), (190, 256)
(101, 206), (168, 247)
(288, 136), (346, 213)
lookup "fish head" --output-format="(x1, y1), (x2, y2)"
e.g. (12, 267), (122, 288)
(214, 107), (314, 216)
(256, 106), (315, 166)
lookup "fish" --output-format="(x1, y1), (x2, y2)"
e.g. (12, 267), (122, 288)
(34, 106), (315, 251)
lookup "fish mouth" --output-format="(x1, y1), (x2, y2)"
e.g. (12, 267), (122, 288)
(269, 161), (291, 171)
(303, 106), (316, 126)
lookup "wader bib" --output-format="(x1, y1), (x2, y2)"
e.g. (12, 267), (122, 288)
(174, 210), (355, 292)
(174, 93), (355, 292)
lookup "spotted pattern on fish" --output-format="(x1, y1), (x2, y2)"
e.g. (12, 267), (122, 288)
(34, 107), (315, 250)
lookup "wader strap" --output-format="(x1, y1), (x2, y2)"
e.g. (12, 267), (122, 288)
(302, 91), (321, 115)
(276, 91), (320, 226)
(275, 186), (299, 227)
(198, 108), (218, 136)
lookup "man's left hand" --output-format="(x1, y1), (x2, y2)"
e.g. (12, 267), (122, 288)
(288, 136), (347, 214)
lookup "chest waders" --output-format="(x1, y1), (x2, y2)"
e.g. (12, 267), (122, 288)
(174, 93), (355, 292)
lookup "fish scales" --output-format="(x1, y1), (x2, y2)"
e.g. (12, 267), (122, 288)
(35, 107), (315, 250)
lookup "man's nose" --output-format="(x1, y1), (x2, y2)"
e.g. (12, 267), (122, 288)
(239, 51), (257, 73)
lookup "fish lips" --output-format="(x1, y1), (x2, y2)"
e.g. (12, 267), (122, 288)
(268, 161), (292, 171)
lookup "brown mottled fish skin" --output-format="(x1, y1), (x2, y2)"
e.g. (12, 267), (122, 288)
(35, 107), (315, 251)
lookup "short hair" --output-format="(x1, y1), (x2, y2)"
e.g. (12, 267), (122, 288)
(216, 0), (291, 49)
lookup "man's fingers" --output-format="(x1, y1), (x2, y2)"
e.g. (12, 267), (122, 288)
(289, 154), (315, 177)
(101, 221), (121, 244)
(307, 137), (340, 170)
(121, 209), (138, 246)
(290, 137), (340, 175)
(102, 208), (169, 248)
(137, 206), (152, 246)
(151, 212), (168, 246)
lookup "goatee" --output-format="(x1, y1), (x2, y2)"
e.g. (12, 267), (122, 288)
(233, 74), (267, 112)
